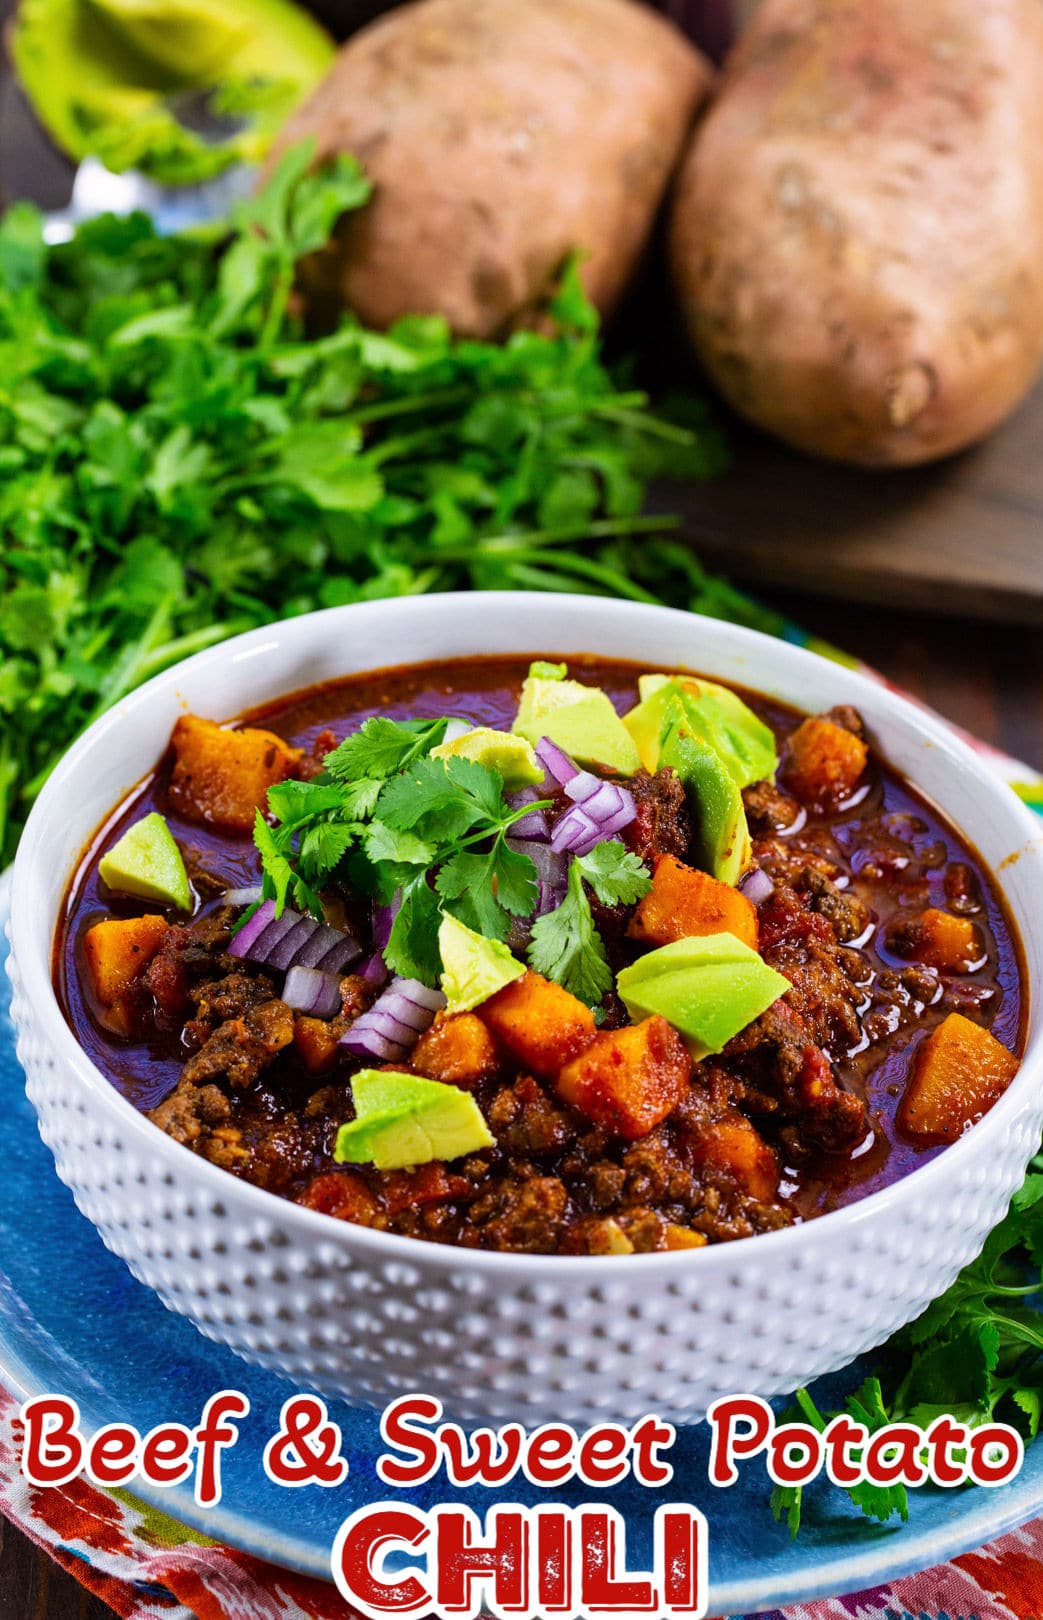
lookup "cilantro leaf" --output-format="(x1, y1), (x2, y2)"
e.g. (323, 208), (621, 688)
(575, 841), (651, 906)
(527, 859), (612, 1007)
(384, 875), (443, 985)
(253, 811), (294, 915)
(325, 717), (449, 784)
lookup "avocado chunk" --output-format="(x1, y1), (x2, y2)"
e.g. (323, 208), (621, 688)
(626, 675), (777, 789)
(334, 1069), (494, 1171)
(657, 711), (752, 887)
(438, 914), (524, 1013)
(513, 675), (640, 776)
(98, 812), (192, 911)
(617, 933), (789, 1060)
(432, 727), (542, 790)
(11, 0), (334, 185)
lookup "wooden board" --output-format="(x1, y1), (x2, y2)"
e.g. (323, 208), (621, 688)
(663, 373), (1043, 628)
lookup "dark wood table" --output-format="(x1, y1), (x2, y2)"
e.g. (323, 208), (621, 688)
(4, 596), (1041, 1620)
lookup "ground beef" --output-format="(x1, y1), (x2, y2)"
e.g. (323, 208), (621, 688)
(743, 778), (801, 836)
(824, 705), (867, 741)
(795, 866), (870, 943)
(623, 768), (691, 866)
(149, 1080), (231, 1145)
(475, 1176), (569, 1253)
(181, 999), (295, 1088)
(723, 1001), (865, 1152)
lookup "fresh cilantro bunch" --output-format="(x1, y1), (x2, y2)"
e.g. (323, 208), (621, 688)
(0, 139), (758, 865)
(773, 1149), (1043, 1534)
(257, 713), (650, 1002)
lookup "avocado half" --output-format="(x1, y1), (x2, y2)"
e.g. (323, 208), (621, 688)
(11, 0), (335, 186)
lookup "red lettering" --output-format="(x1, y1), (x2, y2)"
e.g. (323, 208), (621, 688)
(525, 1425), (576, 1487)
(141, 1424), (194, 1487)
(194, 1390), (249, 1508)
(578, 1426), (629, 1487)
(823, 1415), (867, 1488)
(441, 1425), (524, 1487)
(769, 1423), (823, 1487)
(630, 1416), (675, 1487)
(333, 1504), (431, 1618)
(865, 1425), (927, 1487)
(20, 1397), (83, 1487)
(579, 1508), (656, 1614)
(968, 1424), (1023, 1486)
(435, 1505), (528, 1615)
(706, 1396), (772, 1487)
(264, 1395), (347, 1488)
(87, 1424), (139, 1487)
(924, 1416), (967, 1486)
(657, 1505), (705, 1615)
(535, 1507), (572, 1613)
(378, 1395), (442, 1487)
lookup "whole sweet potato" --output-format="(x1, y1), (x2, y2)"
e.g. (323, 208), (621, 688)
(271, 0), (711, 336)
(670, 0), (1043, 466)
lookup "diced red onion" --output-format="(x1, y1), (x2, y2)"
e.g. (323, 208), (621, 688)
(339, 975), (447, 1063)
(442, 718), (472, 743)
(536, 736), (578, 787)
(359, 951), (389, 988)
(508, 836), (567, 891)
(507, 788), (550, 842)
(223, 884), (263, 907)
(267, 915), (318, 971)
(565, 773), (636, 829)
(283, 966), (342, 1019)
(228, 900), (361, 973)
(551, 805), (601, 856)
(537, 879), (563, 916)
(739, 868), (775, 906)
(371, 892), (401, 951)
(228, 899), (276, 957)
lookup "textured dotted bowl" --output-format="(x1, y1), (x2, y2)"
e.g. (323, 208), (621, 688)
(10, 594), (1043, 1424)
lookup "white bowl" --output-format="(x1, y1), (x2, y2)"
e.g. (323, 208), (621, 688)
(9, 593), (1043, 1424)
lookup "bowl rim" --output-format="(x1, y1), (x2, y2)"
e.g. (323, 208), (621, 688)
(12, 590), (1043, 1277)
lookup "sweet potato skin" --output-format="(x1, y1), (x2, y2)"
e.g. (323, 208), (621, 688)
(899, 1012), (1018, 1142)
(669, 0), (1043, 466)
(270, 0), (712, 337)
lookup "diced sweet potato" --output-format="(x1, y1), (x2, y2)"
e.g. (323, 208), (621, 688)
(688, 1111), (779, 1202)
(891, 908), (984, 973)
(899, 1012), (1018, 1143)
(780, 717), (868, 809)
(166, 714), (302, 832)
(663, 1223), (708, 1251)
(83, 915), (169, 1006)
(298, 1170), (380, 1225)
(555, 1015), (691, 1140)
(411, 1011), (499, 1088)
(83, 914), (170, 1038)
(294, 1015), (342, 1076)
(479, 972), (595, 1078)
(628, 854), (757, 948)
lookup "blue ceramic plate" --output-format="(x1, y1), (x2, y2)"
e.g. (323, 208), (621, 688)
(1, 872), (1039, 1615)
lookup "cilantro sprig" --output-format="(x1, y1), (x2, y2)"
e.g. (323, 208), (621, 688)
(528, 842), (652, 1007)
(257, 716), (550, 985)
(0, 140), (758, 865)
(773, 1148), (1043, 1534)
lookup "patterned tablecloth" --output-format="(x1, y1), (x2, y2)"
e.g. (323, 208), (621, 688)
(6, 623), (1043, 1620)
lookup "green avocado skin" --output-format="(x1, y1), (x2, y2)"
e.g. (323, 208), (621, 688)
(12, 0), (334, 185)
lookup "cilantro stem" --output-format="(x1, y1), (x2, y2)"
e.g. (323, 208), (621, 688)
(592, 404), (698, 444)
(347, 388), (472, 426)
